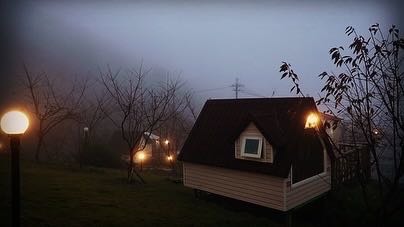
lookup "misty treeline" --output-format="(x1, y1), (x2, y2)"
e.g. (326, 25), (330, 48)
(19, 63), (197, 182)
(280, 24), (403, 225)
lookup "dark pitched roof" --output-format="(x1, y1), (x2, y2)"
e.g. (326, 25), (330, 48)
(178, 97), (333, 178)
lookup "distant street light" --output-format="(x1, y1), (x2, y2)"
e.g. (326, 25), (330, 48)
(83, 127), (89, 145)
(164, 139), (175, 173)
(167, 155), (173, 161)
(1, 110), (30, 227)
(80, 127), (90, 168)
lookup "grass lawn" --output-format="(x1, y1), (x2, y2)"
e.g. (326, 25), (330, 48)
(0, 154), (283, 227)
(1, 154), (403, 226)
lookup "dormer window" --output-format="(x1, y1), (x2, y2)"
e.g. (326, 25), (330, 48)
(241, 136), (263, 158)
(235, 122), (273, 163)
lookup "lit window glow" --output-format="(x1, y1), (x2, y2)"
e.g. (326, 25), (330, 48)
(305, 112), (319, 129)
(1, 111), (30, 134)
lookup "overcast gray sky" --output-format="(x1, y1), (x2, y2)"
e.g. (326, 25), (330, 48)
(1, 0), (403, 107)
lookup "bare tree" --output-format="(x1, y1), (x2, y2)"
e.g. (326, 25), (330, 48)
(74, 83), (110, 139)
(157, 92), (195, 174)
(280, 24), (404, 225)
(185, 94), (199, 121)
(99, 65), (187, 183)
(22, 65), (87, 162)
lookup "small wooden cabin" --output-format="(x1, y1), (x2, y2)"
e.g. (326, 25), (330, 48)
(178, 97), (334, 211)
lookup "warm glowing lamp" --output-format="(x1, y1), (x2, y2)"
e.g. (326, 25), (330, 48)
(1, 111), (29, 134)
(167, 155), (173, 161)
(305, 112), (319, 129)
(138, 152), (145, 161)
(1, 110), (30, 227)
(164, 139), (169, 145)
(138, 152), (145, 171)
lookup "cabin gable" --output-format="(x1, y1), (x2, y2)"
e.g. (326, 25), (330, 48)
(235, 122), (274, 163)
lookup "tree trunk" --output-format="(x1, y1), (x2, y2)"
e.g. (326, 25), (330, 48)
(127, 152), (134, 183)
(133, 168), (146, 184)
(126, 151), (146, 184)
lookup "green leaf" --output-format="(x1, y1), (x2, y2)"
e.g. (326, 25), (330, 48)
(281, 72), (288, 79)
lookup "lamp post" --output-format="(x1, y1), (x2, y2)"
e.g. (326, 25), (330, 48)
(164, 139), (171, 167)
(79, 127), (89, 168)
(83, 127), (89, 139)
(1, 111), (29, 227)
(167, 155), (173, 169)
(138, 152), (145, 171)
(164, 139), (176, 175)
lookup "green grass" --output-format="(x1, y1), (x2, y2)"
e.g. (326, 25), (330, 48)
(0, 155), (280, 227)
(1, 154), (402, 226)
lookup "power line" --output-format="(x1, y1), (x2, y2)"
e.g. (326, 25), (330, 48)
(230, 78), (244, 99)
(194, 86), (230, 93)
(240, 90), (268, 98)
(192, 78), (269, 99)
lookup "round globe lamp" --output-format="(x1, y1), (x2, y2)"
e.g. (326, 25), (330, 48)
(1, 111), (29, 135)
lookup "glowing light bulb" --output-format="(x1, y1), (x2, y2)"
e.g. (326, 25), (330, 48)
(305, 112), (319, 129)
(1, 111), (30, 134)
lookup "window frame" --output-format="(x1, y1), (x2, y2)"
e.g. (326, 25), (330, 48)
(240, 136), (263, 158)
(290, 136), (328, 188)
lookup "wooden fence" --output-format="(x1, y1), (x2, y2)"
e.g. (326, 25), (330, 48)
(331, 143), (371, 187)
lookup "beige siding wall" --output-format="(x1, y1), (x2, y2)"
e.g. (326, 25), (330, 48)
(235, 122), (273, 163)
(183, 162), (287, 211)
(285, 155), (331, 210)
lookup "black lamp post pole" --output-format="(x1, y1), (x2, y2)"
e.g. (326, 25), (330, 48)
(10, 135), (21, 227)
(140, 159), (143, 171)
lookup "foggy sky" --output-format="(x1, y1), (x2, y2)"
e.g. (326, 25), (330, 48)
(1, 0), (403, 108)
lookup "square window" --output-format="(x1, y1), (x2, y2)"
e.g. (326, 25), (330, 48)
(241, 136), (262, 158)
(244, 139), (260, 155)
